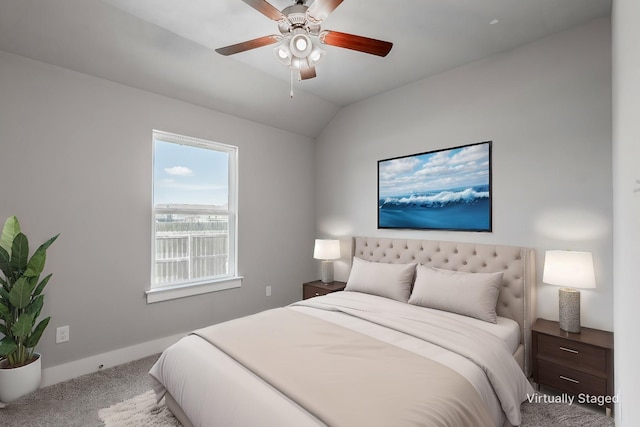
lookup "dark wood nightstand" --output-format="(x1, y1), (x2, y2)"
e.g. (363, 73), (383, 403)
(302, 280), (346, 300)
(532, 318), (614, 415)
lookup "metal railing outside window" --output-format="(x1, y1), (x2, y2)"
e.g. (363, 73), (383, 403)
(152, 213), (231, 287)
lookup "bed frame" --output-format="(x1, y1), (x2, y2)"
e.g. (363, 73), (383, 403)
(164, 236), (537, 427)
(353, 236), (536, 375)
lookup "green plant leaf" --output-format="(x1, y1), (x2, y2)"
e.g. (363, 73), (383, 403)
(8, 276), (32, 309)
(25, 316), (50, 348)
(0, 287), (9, 302)
(0, 336), (18, 357)
(0, 245), (12, 282)
(0, 216), (21, 256)
(11, 312), (35, 338)
(10, 232), (29, 272)
(24, 234), (58, 278)
(24, 249), (46, 278)
(0, 275), (7, 291)
(0, 324), (8, 336)
(33, 273), (52, 297)
(37, 234), (59, 253)
(0, 301), (9, 319)
(24, 295), (44, 319)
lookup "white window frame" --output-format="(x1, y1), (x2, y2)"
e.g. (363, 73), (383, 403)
(146, 130), (241, 303)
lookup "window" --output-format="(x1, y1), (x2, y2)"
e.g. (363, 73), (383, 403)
(146, 130), (240, 303)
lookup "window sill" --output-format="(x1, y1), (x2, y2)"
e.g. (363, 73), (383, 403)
(146, 276), (242, 304)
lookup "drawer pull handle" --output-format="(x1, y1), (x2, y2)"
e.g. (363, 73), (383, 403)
(559, 346), (579, 354)
(560, 375), (580, 384)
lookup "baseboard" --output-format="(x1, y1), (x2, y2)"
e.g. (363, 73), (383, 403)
(41, 331), (188, 387)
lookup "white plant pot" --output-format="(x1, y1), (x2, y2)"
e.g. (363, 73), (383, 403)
(0, 354), (42, 404)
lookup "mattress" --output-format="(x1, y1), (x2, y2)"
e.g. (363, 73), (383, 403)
(150, 292), (533, 427)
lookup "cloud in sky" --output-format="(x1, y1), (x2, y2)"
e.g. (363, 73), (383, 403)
(379, 143), (490, 198)
(379, 157), (420, 180)
(164, 166), (193, 176)
(156, 179), (226, 192)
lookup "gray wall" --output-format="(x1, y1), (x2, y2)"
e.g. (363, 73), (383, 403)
(315, 18), (613, 331)
(0, 51), (317, 369)
(612, 0), (640, 424)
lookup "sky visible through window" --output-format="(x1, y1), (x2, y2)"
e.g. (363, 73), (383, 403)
(154, 140), (229, 207)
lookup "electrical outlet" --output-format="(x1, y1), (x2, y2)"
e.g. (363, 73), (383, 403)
(266, 285), (272, 297)
(56, 325), (69, 344)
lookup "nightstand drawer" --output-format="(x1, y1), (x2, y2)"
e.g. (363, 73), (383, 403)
(538, 334), (607, 374)
(303, 287), (331, 299)
(302, 281), (346, 300)
(537, 360), (607, 396)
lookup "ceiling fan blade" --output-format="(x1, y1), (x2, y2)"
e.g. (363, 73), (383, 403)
(320, 30), (393, 57)
(215, 35), (281, 56)
(307, 0), (343, 22)
(241, 0), (286, 21)
(300, 66), (317, 80)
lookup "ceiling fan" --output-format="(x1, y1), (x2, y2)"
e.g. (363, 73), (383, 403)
(215, 0), (393, 81)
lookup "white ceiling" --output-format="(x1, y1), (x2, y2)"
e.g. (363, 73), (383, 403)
(0, 0), (611, 138)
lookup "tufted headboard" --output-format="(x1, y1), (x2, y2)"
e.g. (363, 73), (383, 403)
(353, 236), (536, 375)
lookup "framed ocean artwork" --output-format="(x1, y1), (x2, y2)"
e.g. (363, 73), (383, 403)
(377, 141), (492, 231)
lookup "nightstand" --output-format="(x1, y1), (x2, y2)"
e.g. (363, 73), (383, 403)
(532, 319), (614, 415)
(302, 280), (346, 300)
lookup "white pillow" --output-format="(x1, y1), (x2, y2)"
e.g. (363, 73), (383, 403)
(345, 257), (417, 302)
(408, 265), (503, 323)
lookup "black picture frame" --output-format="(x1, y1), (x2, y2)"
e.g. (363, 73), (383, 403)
(377, 141), (492, 232)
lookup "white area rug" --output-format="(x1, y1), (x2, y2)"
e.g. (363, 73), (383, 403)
(98, 390), (180, 427)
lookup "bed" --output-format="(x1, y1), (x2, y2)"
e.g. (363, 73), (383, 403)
(150, 237), (537, 427)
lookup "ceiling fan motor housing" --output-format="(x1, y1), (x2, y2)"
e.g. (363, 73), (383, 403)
(278, 4), (321, 35)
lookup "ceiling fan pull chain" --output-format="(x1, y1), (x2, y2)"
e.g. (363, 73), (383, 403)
(290, 68), (294, 98)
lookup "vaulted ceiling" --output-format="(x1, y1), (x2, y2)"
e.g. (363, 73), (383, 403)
(0, 0), (611, 137)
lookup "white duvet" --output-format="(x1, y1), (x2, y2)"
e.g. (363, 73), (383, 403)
(150, 292), (534, 427)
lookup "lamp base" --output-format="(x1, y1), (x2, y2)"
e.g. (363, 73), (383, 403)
(559, 288), (581, 333)
(320, 260), (334, 284)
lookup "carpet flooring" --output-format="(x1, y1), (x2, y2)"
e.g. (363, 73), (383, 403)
(0, 354), (159, 427)
(0, 354), (615, 426)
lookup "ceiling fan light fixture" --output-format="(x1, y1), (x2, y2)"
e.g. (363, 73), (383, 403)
(277, 46), (289, 59)
(295, 36), (308, 51)
(308, 44), (326, 64)
(273, 39), (292, 66)
(290, 56), (309, 70)
(289, 29), (312, 58)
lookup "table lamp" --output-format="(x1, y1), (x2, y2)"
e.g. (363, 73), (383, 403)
(313, 239), (340, 283)
(542, 250), (596, 333)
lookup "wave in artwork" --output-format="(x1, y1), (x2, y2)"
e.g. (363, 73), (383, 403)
(378, 184), (491, 231)
(380, 186), (489, 209)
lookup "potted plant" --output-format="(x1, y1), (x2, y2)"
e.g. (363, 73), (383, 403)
(0, 216), (58, 403)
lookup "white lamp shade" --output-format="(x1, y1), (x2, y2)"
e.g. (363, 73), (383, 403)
(543, 250), (596, 289)
(313, 239), (340, 260)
